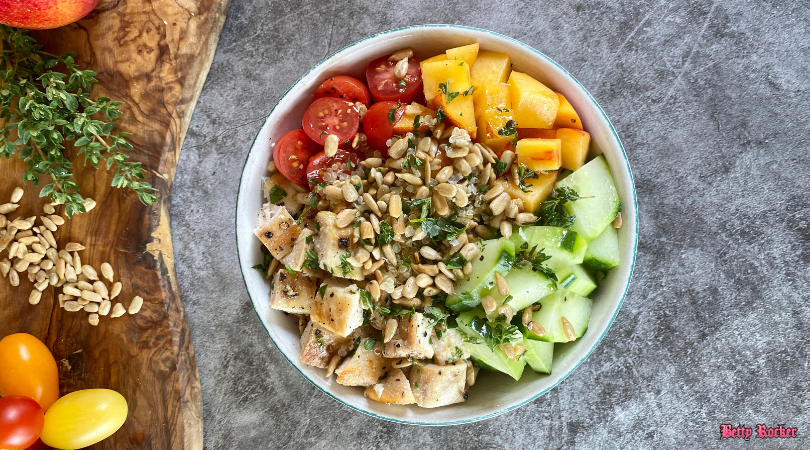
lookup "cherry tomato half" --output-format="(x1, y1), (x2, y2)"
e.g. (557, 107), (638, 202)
(40, 389), (128, 450)
(363, 101), (405, 153)
(306, 149), (360, 187)
(314, 75), (371, 107)
(272, 129), (321, 185)
(0, 396), (45, 450)
(302, 97), (360, 146)
(0, 334), (59, 412)
(365, 55), (422, 104)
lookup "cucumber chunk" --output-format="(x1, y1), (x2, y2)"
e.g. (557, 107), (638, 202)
(511, 226), (587, 266)
(483, 265), (556, 320)
(556, 265), (597, 297)
(523, 337), (554, 374)
(555, 155), (621, 241)
(527, 290), (592, 343)
(457, 311), (526, 380)
(447, 238), (515, 312)
(583, 225), (621, 271)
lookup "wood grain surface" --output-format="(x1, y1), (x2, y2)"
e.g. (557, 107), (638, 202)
(0, 0), (229, 448)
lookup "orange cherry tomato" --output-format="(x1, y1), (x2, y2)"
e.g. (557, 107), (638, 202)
(0, 334), (59, 412)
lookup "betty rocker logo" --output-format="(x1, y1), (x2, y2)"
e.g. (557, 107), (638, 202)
(720, 424), (798, 440)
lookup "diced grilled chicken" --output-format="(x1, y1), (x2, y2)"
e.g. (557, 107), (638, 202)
(311, 277), (364, 337)
(335, 338), (392, 386)
(383, 312), (435, 360)
(263, 172), (303, 215)
(280, 228), (314, 273)
(269, 269), (316, 314)
(409, 361), (467, 408)
(430, 329), (470, 365)
(299, 321), (351, 369)
(365, 368), (416, 405)
(254, 204), (301, 259)
(313, 211), (363, 281)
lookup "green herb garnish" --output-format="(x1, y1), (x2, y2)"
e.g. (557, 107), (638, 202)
(338, 252), (353, 276)
(378, 222), (395, 245)
(443, 253), (467, 270)
(303, 248), (319, 272)
(267, 185), (287, 204)
(435, 108), (446, 123)
(517, 163), (538, 193)
(493, 161), (509, 177)
(0, 26), (157, 216)
(537, 187), (579, 228)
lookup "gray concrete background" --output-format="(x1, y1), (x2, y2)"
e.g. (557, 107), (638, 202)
(171, 1), (810, 448)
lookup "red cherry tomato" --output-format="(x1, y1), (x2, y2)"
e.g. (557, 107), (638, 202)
(272, 129), (321, 185)
(362, 101), (405, 153)
(0, 396), (45, 450)
(302, 97), (360, 146)
(24, 438), (49, 450)
(365, 55), (422, 103)
(306, 149), (360, 186)
(0, 334), (59, 412)
(314, 76), (371, 107)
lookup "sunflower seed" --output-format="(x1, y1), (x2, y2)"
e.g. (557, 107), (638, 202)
(515, 213), (538, 225)
(84, 302), (99, 313)
(384, 318), (399, 343)
(419, 246), (441, 261)
(88, 313), (99, 326)
(64, 301), (82, 312)
(110, 282), (122, 299)
(613, 212), (623, 228)
(336, 209), (357, 229)
(9, 270), (19, 286)
(388, 48), (413, 62)
(434, 274), (454, 294)
(10, 219), (33, 230)
(110, 303), (126, 318)
(40, 216), (57, 232)
(489, 192), (511, 216)
(483, 183), (504, 201)
(0, 203), (19, 214)
(73, 252), (82, 274)
(99, 300), (111, 316)
(47, 215), (65, 226)
(29, 290), (42, 305)
(82, 198), (96, 212)
(128, 296), (143, 314)
(82, 265), (98, 280)
(65, 243), (85, 252)
(500, 220), (513, 238)
(341, 183), (359, 203)
(495, 272), (509, 297)
(10, 187), (24, 203)
(415, 273), (433, 288)
(65, 264), (77, 283)
(100, 263), (114, 282)
(481, 295), (497, 313)
(324, 134), (340, 157)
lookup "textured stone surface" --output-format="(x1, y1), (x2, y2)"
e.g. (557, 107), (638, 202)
(172, 1), (810, 448)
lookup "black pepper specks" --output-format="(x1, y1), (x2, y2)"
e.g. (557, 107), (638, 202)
(265, 231), (273, 238)
(338, 237), (349, 248)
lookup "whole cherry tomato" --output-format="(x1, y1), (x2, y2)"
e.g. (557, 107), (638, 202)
(0, 334), (59, 411)
(365, 54), (422, 103)
(0, 396), (45, 450)
(40, 389), (127, 450)
(305, 149), (360, 187)
(362, 100), (405, 153)
(272, 129), (321, 185)
(314, 75), (371, 106)
(301, 97), (360, 146)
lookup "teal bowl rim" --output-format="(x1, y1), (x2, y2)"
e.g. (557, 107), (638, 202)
(235, 24), (638, 426)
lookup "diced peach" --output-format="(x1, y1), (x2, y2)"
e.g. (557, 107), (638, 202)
(471, 51), (511, 87)
(495, 171), (558, 213)
(553, 92), (583, 130)
(516, 138), (562, 172)
(473, 83), (514, 155)
(445, 43), (479, 67)
(508, 72), (559, 129)
(421, 60), (476, 137)
(393, 103), (436, 135)
(556, 128), (590, 171)
(517, 128), (556, 139)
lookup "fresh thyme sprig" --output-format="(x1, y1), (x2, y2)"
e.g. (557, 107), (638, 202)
(0, 26), (157, 216)
(537, 187), (579, 228)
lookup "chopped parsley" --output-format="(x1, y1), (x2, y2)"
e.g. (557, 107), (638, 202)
(517, 163), (538, 193)
(406, 197), (431, 221)
(493, 161), (509, 177)
(284, 264), (295, 275)
(439, 80), (460, 103)
(515, 241), (557, 281)
(363, 337), (376, 351)
(442, 253), (467, 270)
(413, 114), (421, 131)
(398, 79), (407, 87)
(302, 248), (319, 272)
(423, 306), (450, 329)
(378, 222), (395, 245)
(497, 119), (517, 138)
(251, 251), (274, 277)
(388, 100), (401, 124)
(401, 154), (424, 170)
(338, 252), (353, 276)
(318, 284), (327, 298)
(419, 217), (465, 241)
(308, 192), (319, 209)
(267, 185), (287, 204)
(359, 289), (374, 309)
(537, 187), (579, 228)
(468, 317), (523, 351)
(435, 108), (446, 123)
(463, 86), (474, 96)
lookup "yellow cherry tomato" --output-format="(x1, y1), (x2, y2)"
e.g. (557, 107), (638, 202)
(40, 389), (127, 450)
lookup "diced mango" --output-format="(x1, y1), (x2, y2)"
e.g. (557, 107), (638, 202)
(508, 72), (559, 129)
(517, 128), (556, 139)
(422, 54), (448, 65)
(421, 60), (476, 137)
(517, 129), (591, 171)
(495, 171), (558, 213)
(471, 51), (511, 87)
(516, 138), (562, 172)
(393, 103), (437, 135)
(556, 128), (590, 171)
(553, 92), (583, 130)
(473, 83), (514, 155)
(445, 43), (479, 68)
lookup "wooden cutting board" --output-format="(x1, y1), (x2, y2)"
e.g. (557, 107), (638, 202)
(0, 0), (229, 448)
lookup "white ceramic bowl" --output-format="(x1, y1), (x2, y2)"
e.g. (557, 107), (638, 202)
(236, 25), (638, 425)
